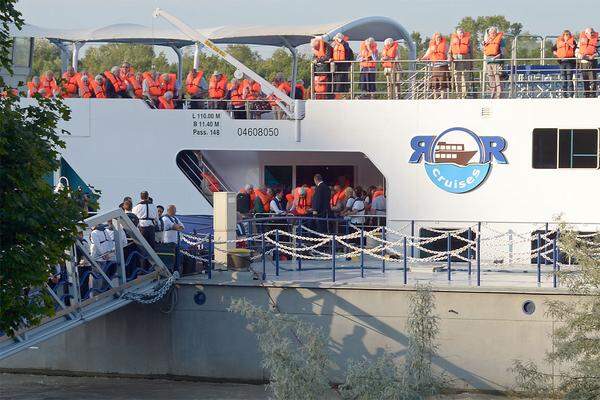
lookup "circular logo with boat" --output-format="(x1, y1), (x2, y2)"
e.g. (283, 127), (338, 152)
(409, 127), (507, 194)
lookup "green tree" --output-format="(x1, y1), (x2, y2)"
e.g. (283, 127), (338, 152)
(80, 43), (173, 74)
(456, 15), (525, 59)
(0, 1), (91, 336)
(31, 39), (61, 77)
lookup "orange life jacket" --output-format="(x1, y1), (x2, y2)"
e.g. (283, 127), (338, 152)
(104, 70), (126, 93)
(159, 73), (177, 95)
(382, 42), (399, 68)
(208, 75), (227, 99)
(185, 70), (204, 95)
(61, 72), (79, 97)
(314, 75), (328, 94)
(332, 41), (347, 61)
(142, 72), (162, 97)
(555, 35), (575, 59)
(39, 75), (58, 98)
(360, 41), (378, 68)
(202, 173), (221, 192)
(90, 80), (106, 98)
(228, 84), (244, 107)
(450, 32), (471, 56)
(242, 80), (261, 100)
(483, 32), (504, 57)
(578, 31), (599, 57)
(158, 95), (174, 109)
(127, 75), (143, 98)
(372, 190), (384, 200)
(292, 187), (312, 216)
(313, 39), (328, 59)
(119, 66), (134, 81)
(269, 81), (291, 106)
(428, 37), (448, 61)
(26, 80), (39, 97)
(330, 191), (347, 207)
(254, 189), (271, 212)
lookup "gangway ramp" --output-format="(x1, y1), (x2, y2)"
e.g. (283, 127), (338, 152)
(0, 209), (175, 361)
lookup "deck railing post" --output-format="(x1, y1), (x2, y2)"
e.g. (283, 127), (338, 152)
(297, 223), (302, 271)
(553, 235), (558, 288)
(467, 227), (472, 276)
(332, 233), (336, 282)
(360, 227), (365, 278)
(447, 232), (452, 281)
(208, 232), (213, 279)
(275, 229), (280, 276)
(403, 236), (408, 285)
(381, 226), (386, 273)
(477, 222), (481, 286)
(350, 62), (354, 99)
(544, 222), (549, 265)
(410, 220), (415, 258)
(536, 232), (541, 285)
(261, 233), (266, 280)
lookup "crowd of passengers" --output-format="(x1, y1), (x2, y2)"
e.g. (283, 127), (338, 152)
(311, 26), (600, 99)
(49, 190), (185, 299)
(26, 62), (306, 119)
(236, 174), (386, 233)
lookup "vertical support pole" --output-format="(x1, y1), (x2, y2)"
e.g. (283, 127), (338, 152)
(332, 233), (336, 282)
(207, 232), (213, 279)
(72, 42), (82, 71)
(288, 46), (298, 99)
(275, 229), (280, 277)
(171, 46), (184, 90)
(360, 227), (365, 278)
(403, 236), (408, 285)
(536, 232), (541, 285)
(544, 222), (549, 265)
(467, 227), (472, 276)
(310, 62), (314, 100)
(261, 233), (266, 280)
(381, 226), (386, 273)
(193, 42), (201, 70)
(477, 222), (481, 286)
(553, 235), (558, 288)
(447, 232), (452, 281)
(112, 220), (126, 284)
(67, 243), (81, 306)
(297, 223), (302, 271)
(344, 222), (350, 258)
(410, 220), (415, 258)
(350, 62), (354, 99)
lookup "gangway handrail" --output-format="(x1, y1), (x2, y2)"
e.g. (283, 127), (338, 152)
(195, 153), (231, 192)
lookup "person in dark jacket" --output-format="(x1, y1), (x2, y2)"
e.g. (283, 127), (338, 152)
(331, 32), (353, 96)
(311, 174), (331, 233)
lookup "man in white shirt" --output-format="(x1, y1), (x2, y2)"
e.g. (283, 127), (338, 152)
(371, 192), (386, 226)
(89, 225), (112, 261)
(162, 205), (185, 244)
(132, 191), (158, 250)
(269, 190), (287, 215)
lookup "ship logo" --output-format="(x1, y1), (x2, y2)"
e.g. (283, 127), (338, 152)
(408, 127), (508, 194)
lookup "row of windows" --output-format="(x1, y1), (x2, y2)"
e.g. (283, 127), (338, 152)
(532, 128), (599, 169)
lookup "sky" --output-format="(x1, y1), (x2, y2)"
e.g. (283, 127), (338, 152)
(16, 0), (600, 37)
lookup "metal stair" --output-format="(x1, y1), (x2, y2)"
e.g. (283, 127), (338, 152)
(0, 209), (174, 361)
(176, 150), (231, 205)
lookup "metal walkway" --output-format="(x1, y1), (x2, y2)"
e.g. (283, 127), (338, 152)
(0, 209), (174, 361)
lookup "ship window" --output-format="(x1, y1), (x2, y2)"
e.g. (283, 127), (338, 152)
(532, 128), (599, 169)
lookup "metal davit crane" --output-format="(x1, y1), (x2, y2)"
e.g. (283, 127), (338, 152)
(153, 8), (305, 121)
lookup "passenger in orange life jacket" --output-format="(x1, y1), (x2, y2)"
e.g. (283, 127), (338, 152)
(39, 71), (60, 98)
(158, 91), (175, 109)
(142, 70), (162, 105)
(311, 36), (333, 99)
(208, 70), (228, 110)
(269, 72), (290, 120)
(91, 75), (107, 98)
(576, 27), (598, 98)
(26, 76), (40, 97)
(331, 32), (353, 96)
(253, 186), (273, 214)
(159, 73), (178, 99)
(61, 66), (79, 98)
(421, 32), (450, 99)
(185, 68), (208, 109)
(241, 76), (269, 119)
(482, 26), (505, 99)
(381, 37), (401, 99)
(553, 30), (577, 97)
(449, 28), (473, 99)
(358, 37), (378, 98)
(104, 66), (128, 98)
(78, 74), (92, 99)
(227, 78), (246, 119)
(119, 62), (133, 81)
(294, 79), (306, 100)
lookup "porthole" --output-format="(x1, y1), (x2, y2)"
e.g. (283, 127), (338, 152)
(522, 300), (535, 315)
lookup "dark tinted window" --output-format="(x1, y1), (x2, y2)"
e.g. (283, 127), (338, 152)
(532, 129), (557, 169)
(558, 129), (598, 168)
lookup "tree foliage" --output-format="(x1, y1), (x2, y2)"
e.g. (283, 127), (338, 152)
(80, 43), (173, 74)
(512, 223), (600, 399)
(0, 0), (91, 336)
(31, 38), (62, 77)
(229, 298), (330, 400)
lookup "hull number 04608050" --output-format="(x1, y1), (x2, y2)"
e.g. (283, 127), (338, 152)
(237, 127), (279, 137)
